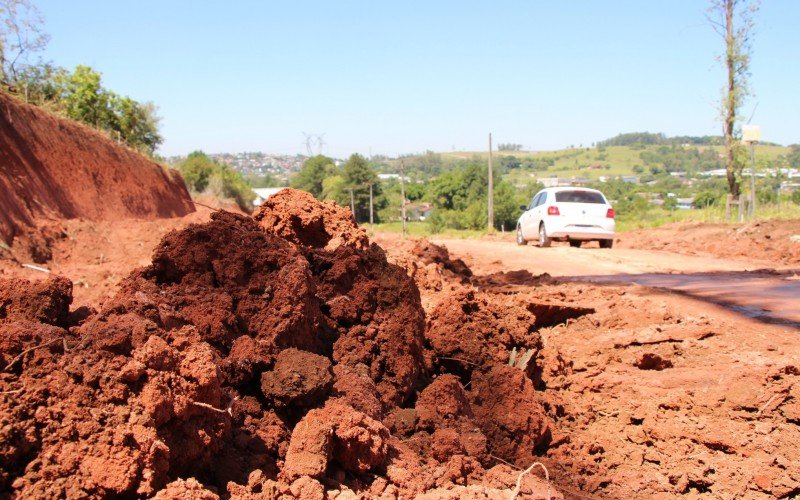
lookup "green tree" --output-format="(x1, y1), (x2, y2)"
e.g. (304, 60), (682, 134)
(56, 65), (108, 126)
(114, 96), (163, 153)
(178, 151), (216, 192)
(292, 155), (334, 198)
(708, 0), (759, 200)
(177, 151), (255, 211)
(342, 153), (381, 222)
(693, 190), (720, 208)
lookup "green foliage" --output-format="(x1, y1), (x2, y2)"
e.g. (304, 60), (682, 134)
(292, 155), (334, 197)
(245, 173), (281, 189)
(342, 153), (384, 222)
(178, 151), (216, 192)
(0, 3), (163, 156)
(791, 190), (800, 205)
(177, 151), (255, 211)
(426, 162), (524, 232)
(11, 64), (164, 153)
(693, 190), (720, 208)
(786, 144), (800, 168)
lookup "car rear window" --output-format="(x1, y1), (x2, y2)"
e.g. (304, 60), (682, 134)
(555, 190), (605, 204)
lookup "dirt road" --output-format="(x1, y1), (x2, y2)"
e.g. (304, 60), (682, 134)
(431, 238), (800, 327)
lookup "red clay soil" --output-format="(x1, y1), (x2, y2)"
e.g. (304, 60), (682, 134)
(253, 188), (369, 251)
(616, 219), (800, 265)
(0, 190), (562, 498)
(0, 91), (194, 249)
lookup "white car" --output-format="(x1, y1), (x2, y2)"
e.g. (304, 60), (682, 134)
(516, 187), (615, 248)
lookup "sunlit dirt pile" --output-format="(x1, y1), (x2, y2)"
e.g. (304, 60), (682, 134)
(374, 237), (474, 312)
(0, 92), (194, 260)
(617, 219), (800, 265)
(0, 189), (560, 498)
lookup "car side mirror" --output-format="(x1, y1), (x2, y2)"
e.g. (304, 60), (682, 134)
(519, 205), (527, 211)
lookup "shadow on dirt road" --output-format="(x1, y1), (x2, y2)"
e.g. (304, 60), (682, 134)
(566, 269), (800, 328)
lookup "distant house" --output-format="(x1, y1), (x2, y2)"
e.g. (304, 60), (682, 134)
(406, 202), (433, 221)
(252, 187), (287, 207)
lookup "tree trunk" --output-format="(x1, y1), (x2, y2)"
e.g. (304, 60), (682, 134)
(724, 0), (740, 200)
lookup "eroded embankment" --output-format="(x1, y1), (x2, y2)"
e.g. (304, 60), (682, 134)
(0, 92), (194, 251)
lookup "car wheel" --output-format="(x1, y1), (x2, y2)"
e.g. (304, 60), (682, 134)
(516, 225), (527, 246)
(600, 239), (614, 249)
(538, 223), (552, 248)
(569, 240), (582, 248)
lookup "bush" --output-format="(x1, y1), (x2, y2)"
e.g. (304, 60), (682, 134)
(693, 190), (719, 208)
(177, 151), (255, 211)
(791, 190), (800, 205)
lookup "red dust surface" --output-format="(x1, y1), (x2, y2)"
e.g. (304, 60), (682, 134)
(616, 219), (800, 266)
(3, 181), (798, 498)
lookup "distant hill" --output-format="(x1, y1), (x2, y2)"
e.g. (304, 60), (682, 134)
(433, 136), (790, 182)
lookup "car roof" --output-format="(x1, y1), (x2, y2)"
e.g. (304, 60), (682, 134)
(541, 186), (604, 194)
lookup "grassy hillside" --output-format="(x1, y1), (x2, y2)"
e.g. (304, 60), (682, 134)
(440, 143), (791, 182)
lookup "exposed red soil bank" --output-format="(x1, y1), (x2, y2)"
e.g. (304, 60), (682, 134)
(617, 219), (800, 265)
(0, 92), (194, 246)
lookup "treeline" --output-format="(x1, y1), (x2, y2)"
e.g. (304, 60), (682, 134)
(597, 132), (724, 148)
(292, 154), (387, 223)
(6, 64), (162, 154)
(1, 2), (162, 154)
(294, 154), (539, 231)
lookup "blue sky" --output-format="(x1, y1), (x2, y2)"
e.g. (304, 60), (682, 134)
(35, 1), (800, 157)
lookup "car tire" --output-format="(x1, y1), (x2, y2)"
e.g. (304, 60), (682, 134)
(600, 239), (614, 249)
(569, 240), (582, 248)
(516, 225), (527, 246)
(538, 223), (552, 248)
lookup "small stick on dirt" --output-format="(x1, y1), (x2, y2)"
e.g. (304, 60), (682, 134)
(757, 391), (789, 417)
(1, 388), (24, 395)
(190, 401), (229, 414)
(4, 338), (61, 372)
(21, 263), (50, 273)
(191, 397), (239, 416)
(436, 356), (481, 367)
(510, 461), (551, 500)
(191, 201), (224, 212)
(489, 454), (521, 470)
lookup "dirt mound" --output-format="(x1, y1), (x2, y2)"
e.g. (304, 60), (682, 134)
(426, 290), (542, 377)
(0, 92), (194, 248)
(253, 188), (368, 251)
(411, 240), (473, 279)
(617, 219), (800, 265)
(0, 191), (561, 497)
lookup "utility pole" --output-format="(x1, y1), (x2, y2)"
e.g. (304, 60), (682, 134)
(400, 160), (407, 236)
(349, 188), (355, 219)
(369, 183), (374, 225)
(487, 133), (494, 232)
(743, 125), (760, 219)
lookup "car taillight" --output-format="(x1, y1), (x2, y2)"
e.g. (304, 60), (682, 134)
(606, 208), (615, 219)
(547, 206), (560, 216)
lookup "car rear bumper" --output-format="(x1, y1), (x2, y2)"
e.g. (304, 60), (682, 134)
(548, 225), (615, 241)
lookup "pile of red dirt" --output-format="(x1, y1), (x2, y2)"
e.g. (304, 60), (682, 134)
(0, 92), (194, 253)
(616, 219), (800, 265)
(0, 189), (561, 498)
